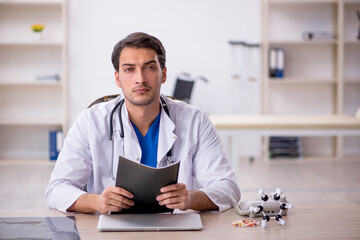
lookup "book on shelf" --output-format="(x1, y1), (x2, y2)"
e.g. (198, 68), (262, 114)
(49, 130), (63, 161)
(269, 48), (285, 78)
(269, 136), (302, 159)
(269, 48), (277, 78)
(302, 31), (334, 41)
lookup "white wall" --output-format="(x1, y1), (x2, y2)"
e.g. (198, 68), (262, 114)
(68, 0), (262, 125)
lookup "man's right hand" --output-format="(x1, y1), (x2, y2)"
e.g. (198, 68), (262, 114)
(67, 186), (134, 214)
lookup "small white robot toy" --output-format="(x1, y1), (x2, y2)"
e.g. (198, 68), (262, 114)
(235, 188), (293, 228)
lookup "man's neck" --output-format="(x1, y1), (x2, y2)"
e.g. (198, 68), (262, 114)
(126, 99), (161, 137)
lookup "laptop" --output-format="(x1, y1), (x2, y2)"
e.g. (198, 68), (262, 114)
(97, 213), (203, 232)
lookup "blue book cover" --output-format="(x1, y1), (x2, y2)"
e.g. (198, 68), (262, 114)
(49, 130), (62, 161)
(275, 48), (285, 78)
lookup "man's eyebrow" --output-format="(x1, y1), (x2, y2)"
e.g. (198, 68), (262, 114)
(120, 60), (157, 68)
(121, 63), (135, 67)
(143, 60), (157, 65)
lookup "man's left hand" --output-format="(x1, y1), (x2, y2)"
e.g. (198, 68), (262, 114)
(156, 183), (191, 210)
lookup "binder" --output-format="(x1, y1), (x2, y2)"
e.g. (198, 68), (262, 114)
(269, 48), (277, 78)
(114, 156), (180, 214)
(49, 130), (63, 161)
(275, 48), (285, 78)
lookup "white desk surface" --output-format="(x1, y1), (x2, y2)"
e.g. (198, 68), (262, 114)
(209, 114), (360, 130)
(1, 204), (359, 239)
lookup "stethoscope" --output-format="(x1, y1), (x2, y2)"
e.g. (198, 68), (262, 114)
(109, 96), (174, 180)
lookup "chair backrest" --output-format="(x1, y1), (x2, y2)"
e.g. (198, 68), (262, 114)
(88, 94), (120, 108)
(172, 78), (194, 103)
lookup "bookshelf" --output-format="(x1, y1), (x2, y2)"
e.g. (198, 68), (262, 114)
(0, 0), (67, 160)
(261, 0), (360, 160)
(343, 0), (360, 158)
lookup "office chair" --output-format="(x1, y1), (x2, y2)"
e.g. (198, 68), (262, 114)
(172, 79), (194, 103)
(88, 94), (120, 108)
(88, 94), (180, 110)
(172, 73), (208, 103)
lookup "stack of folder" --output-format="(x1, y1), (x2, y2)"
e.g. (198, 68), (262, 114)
(269, 136), (302, 159)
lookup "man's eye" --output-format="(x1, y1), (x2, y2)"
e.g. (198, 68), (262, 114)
(146, 65), (156, 70)
(124, 68), (133, 72)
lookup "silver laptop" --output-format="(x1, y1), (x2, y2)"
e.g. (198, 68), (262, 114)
(97, 213), (203, 231)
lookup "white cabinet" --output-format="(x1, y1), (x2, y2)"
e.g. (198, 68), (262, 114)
(0, 0), (67, 160)
(261, 0), (360, 160)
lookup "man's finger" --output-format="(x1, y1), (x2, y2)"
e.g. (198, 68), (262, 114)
(107, 197), (134, 208)
(109, 186), (134, 199)
(160, 183), (185, 193)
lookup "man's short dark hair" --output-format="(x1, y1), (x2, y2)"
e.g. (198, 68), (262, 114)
(111, 32), (166, 72)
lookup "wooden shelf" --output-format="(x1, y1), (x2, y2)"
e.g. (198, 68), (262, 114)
(269, 40), (337, 45)
(0, 0), (67, 160)
(268, 78), (337, 84)
(0, 159), (56, 165)
(0, 81), (63, 86)
(268, 0), (338, 4)
(0, 1), (63, 6)
(0, 119), (64, 126)
(0, 41), (63, 46)
(344, 0), (360, 4)
(344, 40), (360, 45)
(266, 155), (343, 162)
(261, 0), (360, 160)
(344, 79), (360, 84)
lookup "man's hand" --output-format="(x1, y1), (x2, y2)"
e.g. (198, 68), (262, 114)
(67, 186), (134, 214)
(156, 183), (190, 210)
(96, 186), (135, 214)
(156, 183), (219, 211)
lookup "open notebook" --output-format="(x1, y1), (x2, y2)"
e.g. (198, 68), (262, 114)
(114, 156), (180, 214)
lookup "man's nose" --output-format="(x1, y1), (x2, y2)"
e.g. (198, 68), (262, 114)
(135, 69), (146, 84)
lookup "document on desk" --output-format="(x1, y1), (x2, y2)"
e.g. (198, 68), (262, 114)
(114, 156), (180, 214)
(0, 217), (80, 240)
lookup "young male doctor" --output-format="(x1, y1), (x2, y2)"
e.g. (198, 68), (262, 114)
(46, 32), (240, 214)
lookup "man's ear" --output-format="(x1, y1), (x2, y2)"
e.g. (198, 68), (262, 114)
(115, 71), (122, 88)
(161, 67), (167, 84)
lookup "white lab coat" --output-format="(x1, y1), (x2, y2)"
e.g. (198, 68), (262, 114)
(46, 95), (240, 213)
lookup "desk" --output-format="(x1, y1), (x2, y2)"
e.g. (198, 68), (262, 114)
(209, 115), (360, 135)
(208, 115), (360, 160)
(1, 204), (359, 239)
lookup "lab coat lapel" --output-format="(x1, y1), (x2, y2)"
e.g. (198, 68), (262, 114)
(157, 106), (177, 166)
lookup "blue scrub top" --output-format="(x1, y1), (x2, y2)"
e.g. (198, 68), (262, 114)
(131, 112), (161, 168)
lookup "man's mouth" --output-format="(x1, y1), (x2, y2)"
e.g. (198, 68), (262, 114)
(134, 87), (150, 94)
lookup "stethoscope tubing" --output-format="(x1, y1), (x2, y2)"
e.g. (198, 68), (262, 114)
(109, 100), (124, 140)
(109, 96), (173, 179)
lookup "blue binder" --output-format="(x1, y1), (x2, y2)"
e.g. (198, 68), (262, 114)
(275, 48), (285, 78)
(49, 130), (62, 160)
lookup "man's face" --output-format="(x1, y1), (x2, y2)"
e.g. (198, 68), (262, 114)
(115, 47), (167, 107)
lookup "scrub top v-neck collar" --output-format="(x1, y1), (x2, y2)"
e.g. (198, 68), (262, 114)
(131, 112), (161, 168)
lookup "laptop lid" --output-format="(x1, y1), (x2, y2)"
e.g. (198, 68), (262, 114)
(97, 213), (203, 232)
